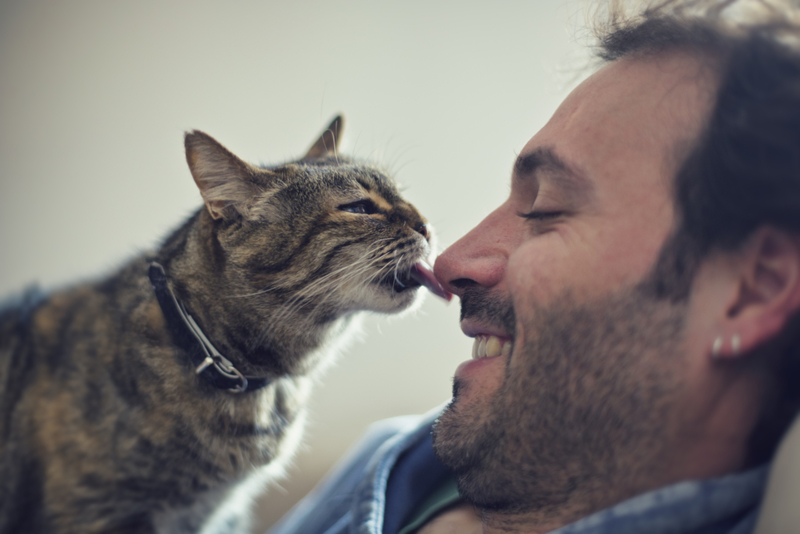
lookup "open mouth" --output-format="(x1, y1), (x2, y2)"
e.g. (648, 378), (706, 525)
(380, 268), (421, 293)
(379, 261), (452, 301)
(454, 330), (514, 380)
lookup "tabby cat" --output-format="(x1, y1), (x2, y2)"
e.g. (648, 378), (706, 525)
(0, 117), (449, 534)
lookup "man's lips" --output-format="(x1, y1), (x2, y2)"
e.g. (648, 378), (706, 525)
(461, 319), (513, 344)
(455, 354), (502, 379)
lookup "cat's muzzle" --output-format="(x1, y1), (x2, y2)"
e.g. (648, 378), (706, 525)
(380, 260), (451, 301)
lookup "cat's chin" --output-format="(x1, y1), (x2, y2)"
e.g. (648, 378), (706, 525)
(377, 271), (423, 295)
(352, 281), (425, 316)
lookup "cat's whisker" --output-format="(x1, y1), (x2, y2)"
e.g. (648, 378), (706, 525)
(227, 286), (281, 299)
(392, 159), (415, 176)
(265, 260), (379, 334)
(301, 247), (417, 321)
(278, 254), (386, 310)
(386, 144), (418, 177)
(283, 249), (386, 301)
(223, 241), (393, 300)
(393, 258), (406, 289)
(263, 235), (420, 342)
(265, 246), (397, 333)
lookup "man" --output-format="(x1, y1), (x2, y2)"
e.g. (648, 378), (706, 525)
(269, 1), (800, 533)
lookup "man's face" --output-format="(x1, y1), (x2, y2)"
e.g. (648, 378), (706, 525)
(432, 53), (719, 517)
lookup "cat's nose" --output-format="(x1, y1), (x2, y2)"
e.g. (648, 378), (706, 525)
(415, 222), (428, 239)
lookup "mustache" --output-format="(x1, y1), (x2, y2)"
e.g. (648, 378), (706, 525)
(459, 286), (517, 338)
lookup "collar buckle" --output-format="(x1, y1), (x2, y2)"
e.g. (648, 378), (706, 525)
(195, 355), (249, 393)
(149, 262), (264, 394)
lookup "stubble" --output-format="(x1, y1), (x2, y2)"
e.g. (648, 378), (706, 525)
(432, 283), (688, 520)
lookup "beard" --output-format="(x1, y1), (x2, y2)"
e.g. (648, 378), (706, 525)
(432, 282), (688, 518)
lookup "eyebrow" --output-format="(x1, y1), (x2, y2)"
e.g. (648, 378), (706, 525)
(513, 147), (594, 199)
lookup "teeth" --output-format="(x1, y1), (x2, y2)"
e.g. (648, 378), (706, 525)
(485, 336), (501, 357)
(471, 335), (513, 360)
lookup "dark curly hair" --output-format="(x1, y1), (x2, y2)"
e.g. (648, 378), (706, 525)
(593, 0), (800, 464)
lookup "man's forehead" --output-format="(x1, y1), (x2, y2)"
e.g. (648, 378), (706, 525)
(520, 52), (720, 192)
(584, 58), (715, 150)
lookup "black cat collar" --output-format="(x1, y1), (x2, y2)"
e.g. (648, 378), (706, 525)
(148, 262), (271, 393)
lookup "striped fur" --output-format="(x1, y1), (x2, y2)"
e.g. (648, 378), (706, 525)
(0, 117), (434, 534)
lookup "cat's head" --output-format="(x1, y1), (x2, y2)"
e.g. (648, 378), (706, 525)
(183, 117), (447, 335)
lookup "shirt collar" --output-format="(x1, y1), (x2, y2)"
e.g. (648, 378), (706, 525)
(549, 465), (769, 534)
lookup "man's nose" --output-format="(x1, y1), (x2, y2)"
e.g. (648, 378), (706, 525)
(433, 203), (515, 297)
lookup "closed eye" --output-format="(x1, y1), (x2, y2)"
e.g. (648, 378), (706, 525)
(339, 199), (379, 215)
(517, 210), (565, 221)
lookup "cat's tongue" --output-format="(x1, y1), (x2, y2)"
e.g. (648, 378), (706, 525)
(410, 261), (452, 302)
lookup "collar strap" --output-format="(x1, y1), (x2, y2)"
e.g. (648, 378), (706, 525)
(148, 262), (271, 393)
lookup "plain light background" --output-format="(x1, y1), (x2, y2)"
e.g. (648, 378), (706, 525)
(0, 1), (595, 531)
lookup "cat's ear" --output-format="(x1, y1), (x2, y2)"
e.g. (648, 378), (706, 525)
(303, 115), (344, 159)
(185, 131), (270, 221)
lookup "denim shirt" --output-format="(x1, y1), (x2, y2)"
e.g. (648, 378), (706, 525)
(267, 407), (769, 534)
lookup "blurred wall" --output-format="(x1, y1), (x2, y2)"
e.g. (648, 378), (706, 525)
(0, 1), (593, 531)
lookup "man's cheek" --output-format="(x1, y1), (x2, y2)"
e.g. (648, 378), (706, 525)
(507, 245), (566, 305)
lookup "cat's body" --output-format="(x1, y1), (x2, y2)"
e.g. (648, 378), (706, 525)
(0, 118), (445, 534)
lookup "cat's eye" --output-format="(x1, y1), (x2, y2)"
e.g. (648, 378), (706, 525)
(338, 200), (378, 215)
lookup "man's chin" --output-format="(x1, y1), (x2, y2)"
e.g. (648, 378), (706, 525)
(432, 405), (524, 514)
(431, 395), (470, 472)
(432, 386), (492, 474)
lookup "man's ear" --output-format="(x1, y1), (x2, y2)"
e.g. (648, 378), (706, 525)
(719, 227), (800, 358)
(185, 130), (273, 221)
(303, 115), (343, 159)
